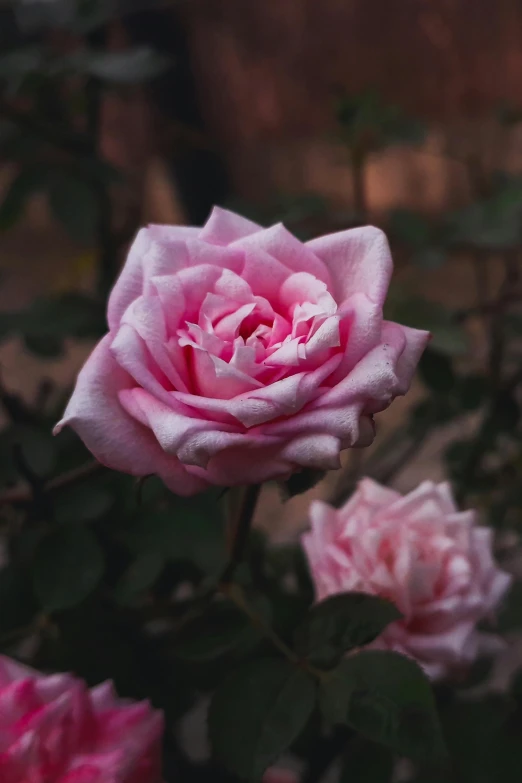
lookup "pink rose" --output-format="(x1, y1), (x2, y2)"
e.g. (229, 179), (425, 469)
(263, 768), (299, 783)
(302, 479), (512, 680)
(55, 208), (428, 494)
(0, 655), (163, 782)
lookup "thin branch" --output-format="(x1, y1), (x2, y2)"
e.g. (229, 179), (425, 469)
(0, 460), (103, 506)
(0, 96), (95, 159)
(220, 582), (301, 665)
(457, 291), (522, 321)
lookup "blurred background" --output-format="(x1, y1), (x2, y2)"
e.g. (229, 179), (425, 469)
(1, 0), (522, 537)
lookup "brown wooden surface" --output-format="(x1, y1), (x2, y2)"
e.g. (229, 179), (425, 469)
(182, 0), (522, 143)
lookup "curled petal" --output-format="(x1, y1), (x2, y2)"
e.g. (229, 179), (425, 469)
(307, 225), (393, 306)
(107, 228), (150, 331)
(199, 205), (261, 245)
(280, 434), (342, 470)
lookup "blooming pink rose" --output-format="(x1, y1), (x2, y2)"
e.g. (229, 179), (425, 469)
(302, 479), (512, 680)
(55, 208), (428, 494)
(0, 655), (163, 782)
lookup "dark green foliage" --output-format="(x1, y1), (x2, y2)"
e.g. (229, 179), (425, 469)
(340, 736), (394, 783)
(321, 651), (447, 762)
(293, 593), (401, 667)
(33, 525), (105, 611)
(73, 47), (171, 83)
(208, 658), (316, 780)
(282, 468), (326, 498)
(335, 90), (426, 152)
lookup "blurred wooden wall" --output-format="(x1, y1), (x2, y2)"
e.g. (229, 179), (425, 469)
(175, 0), (522, 213)
(181, 0), (522, 141)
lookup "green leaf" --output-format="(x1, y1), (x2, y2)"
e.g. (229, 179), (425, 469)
(176, 593), (272, 662)
(389, 210), (431, 248)
(175, 602), (250, 662)
(498, 104), (522, 126)
(412, 247), (447, 269)
(293, 593), (401, 668)
(16, 293), (105, 357)
(75, 47), (170, 83)
(444, 440), (474, 476)
(33, 526), (104, 612)
(113, 551), (165, 605)
(335, 90), (425, 151)
(456, 375), (487, 411)
(23, 332), (63, 358)
(121, 493), (226, 574)
(11, 424), (57, 477)
(48, 174), (98, 245)
(0, 46), (45, 85)
(418, 349), (456, 394)
(0, 563), (38, 637)
(282, 468), (326, 498)
(321, 651), (446, 762)
(436, 696), (515, 783)
(489, 390), (520, 433)
(209, 658), (316, 780)
(24, 294), (105, 339)
(341, 736), (393, 783)
(54, 483), (113, 524)
(497, 579), (522, 632)
(385, 291), (468, 356)
(447, 187), (522, 250)
(0, 166), (46, 231)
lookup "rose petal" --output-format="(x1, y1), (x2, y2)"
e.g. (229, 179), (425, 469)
(307, 225), (393, 306)
(303, 315), (341, 363)
(232, 223), (331, 285)
(124, 389), (284, 471)
(280, 272), (337, 313)
(203, 445), (292, 485)
(107, 228), (150, 331)
(147, 224), (200, 243)
(199, 206), (261, 245)
(54, 336), (208, 495)
(241, 248), (293, 300)
(121, 296), (189, 393)
(185, 238), (244, 274)
(280, 434), (341, 470)
(329, 293), (383, 384)
(389, 322), (431, 394)
(191, 347), (264, 399)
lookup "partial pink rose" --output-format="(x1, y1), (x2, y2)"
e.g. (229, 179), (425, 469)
(0, 655), (163, 782)
(55, 208), (429, 494)
(263, 768), (299, 783)
(302, 479), (512, 680)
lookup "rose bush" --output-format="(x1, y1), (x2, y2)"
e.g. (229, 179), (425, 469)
(302, 479), (512, 679)
(55, 208), (429, 493)
(0, 655), (163, 782)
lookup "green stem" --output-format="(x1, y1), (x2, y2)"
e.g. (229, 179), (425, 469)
(221, 484), (261, 584)
(351, 148), (368, 221)
(220, 582), (301, 665)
